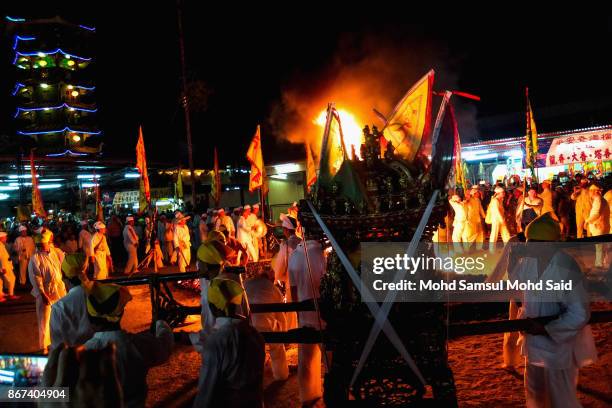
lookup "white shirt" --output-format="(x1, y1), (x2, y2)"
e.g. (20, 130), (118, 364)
(50, 285), (94, 348)
(13, 236), (35, 260)
(0, 242), (13, 274)
(215, 215), (235, 236)
(84, 320), (173, 408)
(510, 251), (597, 369)
(193, 317), (265, 408)
(288, 240), (326, 328)
(236, 216), (252, 244)
(28, 250), (66, 300)
(173, 223), (191, 250)
(244, 276), (287, 333)
(271, 235), (301, 283)
(79, 229), (92, 257)
(90, 232), (111, 257)
(123, 225), (139, 247)
(449, 200), (467, 225)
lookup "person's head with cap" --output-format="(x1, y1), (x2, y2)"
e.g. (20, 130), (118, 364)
(218, 208), (225, 216)
(589, 183), (603, 198)
(174, 211), (190, 225)
(579, 178), (589, 187)
(525, 212), (561, 242)
(197, 231), (233, 277)
(252, 203), (260, 215)
(36, 229), (53, 251)
(450, 194), (461, 203)
(242, 204), (251, 217)
(280, 213), (297, 238)
(18, 225), (27, 236)
(0, 231), (7, 243)
(62, 253), (89, 288)
(126, 216), (134, 226)
(86, 282), (133, 329)
(208, 277), (244, 318)
(94, 221), (106, 234)
(494, 185), (505, 197)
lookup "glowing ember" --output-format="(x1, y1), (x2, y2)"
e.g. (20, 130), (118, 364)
(314, 108), (364, 159)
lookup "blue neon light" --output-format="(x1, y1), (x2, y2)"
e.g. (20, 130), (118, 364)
(13, 35), (36, 50)
(15, 49), (92, 61)
(11, 83), (25, 96)
(79, 24), (96, 31)
(74, 85), (96, 90)
(5, 16), (26, 22)
(18, 127), (102, 136)
(46, 150), (89, 157)
(15, 103), (98, 118)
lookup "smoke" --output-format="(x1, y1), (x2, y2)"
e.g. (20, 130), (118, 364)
(267, 31), (479, 160)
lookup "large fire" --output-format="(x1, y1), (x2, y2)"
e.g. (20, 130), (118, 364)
(314, 108), (364, 159)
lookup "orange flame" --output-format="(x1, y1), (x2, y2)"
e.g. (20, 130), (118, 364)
(313, 108), (364, 159)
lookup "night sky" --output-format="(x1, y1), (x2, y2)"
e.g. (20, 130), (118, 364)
(2, 5), (612, 168)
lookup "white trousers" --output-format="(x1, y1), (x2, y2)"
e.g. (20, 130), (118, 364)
(451, 222), (465, 242)
(124, 244), (139, 274)
(19, 258), (29, 285)
(298, 343), (322, 404)
(502, 299), (522, 368)
(93, 252), (108, 280)
(0, 269), (15, 297)
(525, 363), (581, 408)
(239, 238), (259, 263)
(252, 313), (289, 381)
(489, 221), (510, 243)
(35, 295), (52, 350)
(177, 247), (191, 272)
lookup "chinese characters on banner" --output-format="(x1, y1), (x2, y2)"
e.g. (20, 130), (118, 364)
(546, 130), (612, 167)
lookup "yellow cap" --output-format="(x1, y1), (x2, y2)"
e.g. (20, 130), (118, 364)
(525, 212), (561, 241)
(208, 278), (243, 316)
(86, 283), (132, 322)
(62, 253), (87, 279)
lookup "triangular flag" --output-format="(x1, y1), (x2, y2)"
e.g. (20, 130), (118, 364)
(30, 150), (46, 218)
(306, 143), (317, 192)
(136, 126), (150, 204)
(247, 125), (265, 192)
(525, 87), (539, 169)
(317, 103), (346, 187)
(211, 147), (222, 206)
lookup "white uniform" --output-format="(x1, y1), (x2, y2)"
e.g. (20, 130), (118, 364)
(237, 217), (258, 262)
(123, 225), (139, 274)
(215, 215), (235, 238)
(173, 224), (191, 272)
(586, 194), (610, 267)
(271, 235), (301, 329)
(0, 241), (16, 297)
(193, 317), (265, 408)
(463, 196), (485, 245)
(90, 232), (111, 280)
(510, 252), (597, 408)
(449, 200), (466, 243)
(50, 285), (94, 348)
(13, 235), (35, 285)
(288, 240), (327, 404)
(487, 197), (510, 243)
(28, 250), (67, 350)
(244, 276), (289, 380)
(78, 229), (92, 257)
(247, 213), (260, 258)
(571, 187), (592, 238)
(84, 320), (173, 408)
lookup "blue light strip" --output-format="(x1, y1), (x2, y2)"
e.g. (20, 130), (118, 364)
(18, 127), (102, 136)
(15, 103), (98, 118)
(11, 83), (25, 96)
(74, 85), (96, 90)
(13, 35), (36, 50)
(16, 48), (92, 61)
(79, 24), (96, 31)
(46, 150), (89, 157)
(5, 16), (25, 22)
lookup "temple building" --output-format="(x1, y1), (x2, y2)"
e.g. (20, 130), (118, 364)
(6, 15), (101, 157)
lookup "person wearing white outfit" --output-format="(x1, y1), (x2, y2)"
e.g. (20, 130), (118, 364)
(585, 184), (610, 268)
(123, 216), (139, 274)
(0, 232), (17, 302)
(289, 239), (327, 406)
(90, 221), (113, 280)
(214, 208), (235, 238)
(13, 225), (35, 286)
(510, 213), (597, 408)
(486, 186), (511, 244)
(248, 204), (262, 258)
(237, 205), (258, 262)
(462, 186), (486, 247)
(271, 214), (301, 329)
(173, 211), (192, 272)
(78, 220), (92, 257)
(448, 194), (466, 243)
(28, 230), (67, 352)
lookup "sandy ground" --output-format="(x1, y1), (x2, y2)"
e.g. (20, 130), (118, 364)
(1, 264), (611, 407)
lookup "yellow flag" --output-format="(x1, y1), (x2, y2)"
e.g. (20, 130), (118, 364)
(247, 125), (265, 192)
(30, 150), (46, 217)
(383, 70), (434, 161)
(306, 142), (317, 192)
(136, 126), (150, 203)
(525, 88), (538, 167)
(176, 168), (183, 199)
(211, 148), (221, 205)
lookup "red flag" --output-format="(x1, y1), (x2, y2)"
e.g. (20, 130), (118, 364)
(30, 150), (46, 218)
(136, 126), (150, 204)
(247, 125), (265, 192)
(211, 147), (222, 206)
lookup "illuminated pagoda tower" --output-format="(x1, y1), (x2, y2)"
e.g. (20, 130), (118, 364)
(6, 15), (102, 157)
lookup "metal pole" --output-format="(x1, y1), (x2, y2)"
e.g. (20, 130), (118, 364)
(176, 0), (197, 210)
